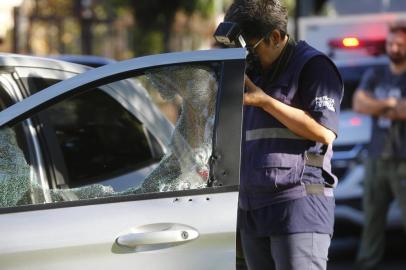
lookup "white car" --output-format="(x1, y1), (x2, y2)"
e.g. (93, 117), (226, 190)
(0, 49), (246, 270)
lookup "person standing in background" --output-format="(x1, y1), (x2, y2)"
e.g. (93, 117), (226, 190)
(353, 21), (406, 270)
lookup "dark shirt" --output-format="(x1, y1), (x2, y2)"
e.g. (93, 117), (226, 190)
(356, 66), (406, 158)
(239, 55), (342, 236)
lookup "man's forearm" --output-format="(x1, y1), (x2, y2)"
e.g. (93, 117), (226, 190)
(353, 90), (397, 116)
(383, 100), (406, 120)
(243, 75), (335, 144)
(260, 94), (336, 144)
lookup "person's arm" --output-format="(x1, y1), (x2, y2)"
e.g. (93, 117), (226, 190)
(394, 100), (406, 119)
(244, 56), (343, 145)
(382, 99), (406, 120)
(352, 67), (398, 116)
(244, 76), (335, 144)
(352, 90), (397, 116)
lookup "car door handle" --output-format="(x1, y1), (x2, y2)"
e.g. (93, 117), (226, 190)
(116, 227), (199, 248)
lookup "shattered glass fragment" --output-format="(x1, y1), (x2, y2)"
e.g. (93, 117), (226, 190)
(138, 65), (218, 193)
(0, 127), (36, 207)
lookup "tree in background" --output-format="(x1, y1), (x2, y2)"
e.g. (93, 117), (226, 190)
(15, 0), (114, 55)
(15, 0), (310, 58)
(111, 0), (217, 56)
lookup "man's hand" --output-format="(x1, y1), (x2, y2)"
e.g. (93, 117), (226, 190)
(394, 99), (406, 119)
(244, 75), (268, 107)
(386, 97), (398, 110)
(382, 99), (406, 120)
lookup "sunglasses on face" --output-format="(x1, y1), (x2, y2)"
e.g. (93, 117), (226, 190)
(246, 37), (264, 54)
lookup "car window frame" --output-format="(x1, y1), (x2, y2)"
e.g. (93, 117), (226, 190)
(1, 71), (52, 184)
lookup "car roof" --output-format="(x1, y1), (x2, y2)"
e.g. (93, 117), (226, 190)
(47, 54), (116, 68)
(0, 53), (91, 74)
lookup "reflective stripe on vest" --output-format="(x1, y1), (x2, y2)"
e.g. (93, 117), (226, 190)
(304, 184), (334, 197)
(246, 128), (330, 169)
(305, 153), (325, 168)
(246, 128), (306, 141)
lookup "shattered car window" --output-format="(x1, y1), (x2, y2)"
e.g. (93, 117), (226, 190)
(137, 65), (217, 193)
(0, 127), (36, 207)
(0, 126), (116, 207)
(0, 65), (219, 208)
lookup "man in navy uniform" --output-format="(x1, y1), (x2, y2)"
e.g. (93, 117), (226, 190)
(222, 0), (343, 269)
(353, 21), (406, 270)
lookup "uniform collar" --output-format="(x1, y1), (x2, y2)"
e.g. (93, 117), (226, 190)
(262, 35), (297, 86)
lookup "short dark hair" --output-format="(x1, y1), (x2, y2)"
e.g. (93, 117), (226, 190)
(389, 20), (406, 34)
(224, 0), (288, 41)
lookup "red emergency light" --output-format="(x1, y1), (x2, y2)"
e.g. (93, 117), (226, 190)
(328, 37), (386, 56)
(342, 37), (360, 47)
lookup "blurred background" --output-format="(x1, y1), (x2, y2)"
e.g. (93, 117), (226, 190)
(0, 0), (296, 58)
(2, 0), (405, 59)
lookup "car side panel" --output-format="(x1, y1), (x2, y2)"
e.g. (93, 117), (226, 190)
(0, 192), (238, 270)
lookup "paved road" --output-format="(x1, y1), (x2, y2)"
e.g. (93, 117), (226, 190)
(236, 237), (406, 270)
(238, 256), (406, 270)
(329, 256), (406, 270)
(328, 234), (406, 270)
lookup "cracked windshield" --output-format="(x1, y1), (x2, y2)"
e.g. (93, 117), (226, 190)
(0, 65), (219, 208)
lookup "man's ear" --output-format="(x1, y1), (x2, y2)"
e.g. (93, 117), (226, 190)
(270, 30), (282, 47)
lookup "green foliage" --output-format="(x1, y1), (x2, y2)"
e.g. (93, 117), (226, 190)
(136, 31), (164, 55)
(196, 0), (216, 18)
(110, 0), (216, 56)
(283, 0), (296, 17)
(33, 0), (74, 17)
(182, 0), (215, 17)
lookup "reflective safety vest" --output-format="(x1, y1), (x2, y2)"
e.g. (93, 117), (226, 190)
(239, 41), (339, 210)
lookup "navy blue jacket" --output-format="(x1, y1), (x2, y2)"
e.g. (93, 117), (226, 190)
(239, 41), (342, 210)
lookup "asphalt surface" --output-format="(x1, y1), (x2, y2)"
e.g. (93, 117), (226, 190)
(328, 236), (406, 270)
(236, 235), (406, 270)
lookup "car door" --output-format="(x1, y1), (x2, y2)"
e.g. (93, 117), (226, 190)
(0, 48), (246, 270)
